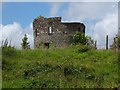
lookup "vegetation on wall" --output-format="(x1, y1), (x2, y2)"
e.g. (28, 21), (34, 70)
(37, 15), (44, 19)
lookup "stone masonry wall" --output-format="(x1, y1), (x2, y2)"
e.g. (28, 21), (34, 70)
(33, 16), (85, 48)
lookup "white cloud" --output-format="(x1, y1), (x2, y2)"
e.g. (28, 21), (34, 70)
(24, 23), (34, 48)
(2, 0), (120, 2)
(90, 13), (118, 49)
(49, 3), (62, 16)
(0, 22), (34, 49)
(62, 2), (117, 21)
(0, 24), (2, 45)
(0, 2), (2, 24)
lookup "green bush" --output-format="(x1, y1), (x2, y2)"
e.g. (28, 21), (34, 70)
(76, 45), (91, 53)
(72, 32), (96, 49)
(72, 31), (87, 45)
(2, 46), (17, 57)
(2, 46), (18, 70)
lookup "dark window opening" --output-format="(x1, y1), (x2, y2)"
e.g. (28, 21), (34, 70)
(35, 29), (37, 37)
(35, 29), (40, 36)
(78, 28), (81, 31)
(63, 31), (67, 34)
(44, 43), (50, 49)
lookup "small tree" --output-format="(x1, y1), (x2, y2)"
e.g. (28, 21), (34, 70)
(72, 31), (97, 49)
(21, 34), (30, 49)
(72, 31), (87, 45)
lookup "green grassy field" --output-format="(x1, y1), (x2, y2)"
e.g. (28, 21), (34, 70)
(2, 45), (119, 88)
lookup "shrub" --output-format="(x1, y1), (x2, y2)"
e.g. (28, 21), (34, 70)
(2, 46), (17, 57)
(72, 32), (97, 49)
(76, 45), (91, 53)
(72, 31), (87, 45)
(2, 46), (18, 70)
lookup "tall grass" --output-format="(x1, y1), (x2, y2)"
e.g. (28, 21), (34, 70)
(2, 46), (118, 88)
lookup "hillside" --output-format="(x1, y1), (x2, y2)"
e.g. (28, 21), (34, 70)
(2, 45), (119, 88)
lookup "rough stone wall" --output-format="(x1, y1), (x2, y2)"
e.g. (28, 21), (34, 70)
(33, 16), (85, 48)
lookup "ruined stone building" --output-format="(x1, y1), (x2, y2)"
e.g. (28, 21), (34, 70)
(33, 16), (85, 48)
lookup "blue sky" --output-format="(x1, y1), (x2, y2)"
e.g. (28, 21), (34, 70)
(1, 2), (118, 49)
(2, 2), (71, 27)
(2, 2), (102, 27)
(2, 2), (51, 27)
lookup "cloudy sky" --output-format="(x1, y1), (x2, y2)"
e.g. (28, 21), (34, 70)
(0, 0), (119, 49)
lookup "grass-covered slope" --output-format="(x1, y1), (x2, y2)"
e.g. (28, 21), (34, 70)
(2, 46), (118, 88)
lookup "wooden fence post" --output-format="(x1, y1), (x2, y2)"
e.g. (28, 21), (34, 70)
(114, 38), (116, 50)
(95, 40), (97, 49)
(106, 35), (108, 50)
